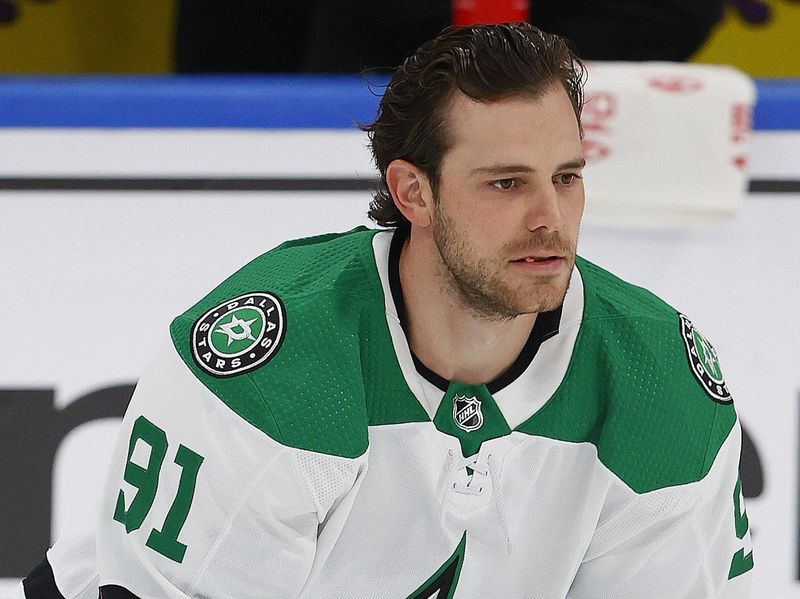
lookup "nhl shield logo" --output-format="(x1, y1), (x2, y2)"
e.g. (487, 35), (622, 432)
(453, 394), (484, 433)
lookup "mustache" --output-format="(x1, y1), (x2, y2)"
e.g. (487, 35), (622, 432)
(504, 232), (576, 256)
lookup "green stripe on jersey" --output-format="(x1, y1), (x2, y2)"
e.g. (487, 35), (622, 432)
(516, 257), (737, 493)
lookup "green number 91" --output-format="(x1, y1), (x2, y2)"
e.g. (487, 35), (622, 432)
(113, 415), (204, 563)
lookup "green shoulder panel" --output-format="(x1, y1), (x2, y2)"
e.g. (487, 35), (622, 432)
(517, 257), (738, 493)
(169, 227), (427, 459)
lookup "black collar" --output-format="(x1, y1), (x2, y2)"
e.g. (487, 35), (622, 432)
(387, 227), (563, 394)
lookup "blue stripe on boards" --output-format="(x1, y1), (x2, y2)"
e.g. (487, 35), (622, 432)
(0, 76), (797, 130)
(753, 80), (800, 131)
(0, 75), (387, 129)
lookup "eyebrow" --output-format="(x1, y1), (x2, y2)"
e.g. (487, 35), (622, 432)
(470, 158), (586, 176)
(558, 158), (587, 170)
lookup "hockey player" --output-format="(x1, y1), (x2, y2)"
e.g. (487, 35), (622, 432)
(15, 23), (753, 598)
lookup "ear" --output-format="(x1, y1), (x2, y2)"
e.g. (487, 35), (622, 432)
(386, 159), (434, 227)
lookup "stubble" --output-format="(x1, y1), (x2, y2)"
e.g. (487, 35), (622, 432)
(431, 203), (576, 320)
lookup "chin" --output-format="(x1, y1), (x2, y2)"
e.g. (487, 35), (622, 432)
(517, 280), (570, 313)
(518, 298), (563, 314)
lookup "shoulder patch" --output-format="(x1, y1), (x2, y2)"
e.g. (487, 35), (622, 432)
(191, 292), (286, 377)
(679, 313), (732, 404)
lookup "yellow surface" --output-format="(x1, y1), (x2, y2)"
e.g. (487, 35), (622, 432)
(0, 0), (174, 73)
(693, 2), (800, 77)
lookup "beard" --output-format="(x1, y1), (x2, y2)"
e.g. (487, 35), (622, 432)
(431, 202), (576, 320)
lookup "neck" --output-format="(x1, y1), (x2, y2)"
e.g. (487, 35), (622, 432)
(398, 229), (537, 386)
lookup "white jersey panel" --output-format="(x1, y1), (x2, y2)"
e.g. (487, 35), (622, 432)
(47, 532), (98, 599)
(296, 422), (748, 598)
(94, 337), (367, 598)
(569, 422), (751, 599)
(305, 425), (610, 598)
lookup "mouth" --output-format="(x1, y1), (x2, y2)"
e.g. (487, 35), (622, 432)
(508, 255), (566, 274)
(510, 255), (564, 264)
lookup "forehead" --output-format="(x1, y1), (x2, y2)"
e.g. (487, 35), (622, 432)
(440, 86), (582, 168)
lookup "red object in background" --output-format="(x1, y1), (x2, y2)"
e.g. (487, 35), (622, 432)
(453, 0), (530, 26)
(647, 75), (704, 94)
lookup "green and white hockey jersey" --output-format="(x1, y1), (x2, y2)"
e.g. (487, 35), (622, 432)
(18, 227), (753, 598)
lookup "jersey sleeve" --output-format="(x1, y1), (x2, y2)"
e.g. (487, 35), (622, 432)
(568, 418), (753, 598)
(92, 337), (368, 598)
(562, 263), (754, 597)
(13, 532), (98, 599)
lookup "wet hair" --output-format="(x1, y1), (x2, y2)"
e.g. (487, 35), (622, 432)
(362, 22), (586, 229)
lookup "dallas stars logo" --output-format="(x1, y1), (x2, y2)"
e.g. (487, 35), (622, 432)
(216, 314), (258, 345)
(191, 292), (286, 377)
(679, 313), (731, 403)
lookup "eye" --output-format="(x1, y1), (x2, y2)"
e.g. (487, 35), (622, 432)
(491, 178), (516, 190)
(556, 173), (581, 185)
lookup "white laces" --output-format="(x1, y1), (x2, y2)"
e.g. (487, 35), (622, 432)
(446, 448), (512, 553)
(447, 449), (490, 495)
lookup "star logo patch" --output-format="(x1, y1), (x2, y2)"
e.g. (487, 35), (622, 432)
(191, 292), (286, 377)
(679, 313), (732, 404)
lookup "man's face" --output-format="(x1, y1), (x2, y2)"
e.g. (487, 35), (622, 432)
(429, 85), (585, 319)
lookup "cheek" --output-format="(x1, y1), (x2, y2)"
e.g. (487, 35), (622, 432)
(563, 190), (586, 230)
(465, 210), (514, 249)
(437, 185), (520, 250)
(439, 190), (502, 232)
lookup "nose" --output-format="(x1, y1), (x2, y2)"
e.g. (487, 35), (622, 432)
(524, 181), (561, 233)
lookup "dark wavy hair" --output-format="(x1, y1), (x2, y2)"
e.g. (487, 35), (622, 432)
(362, 23), (586, 229)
